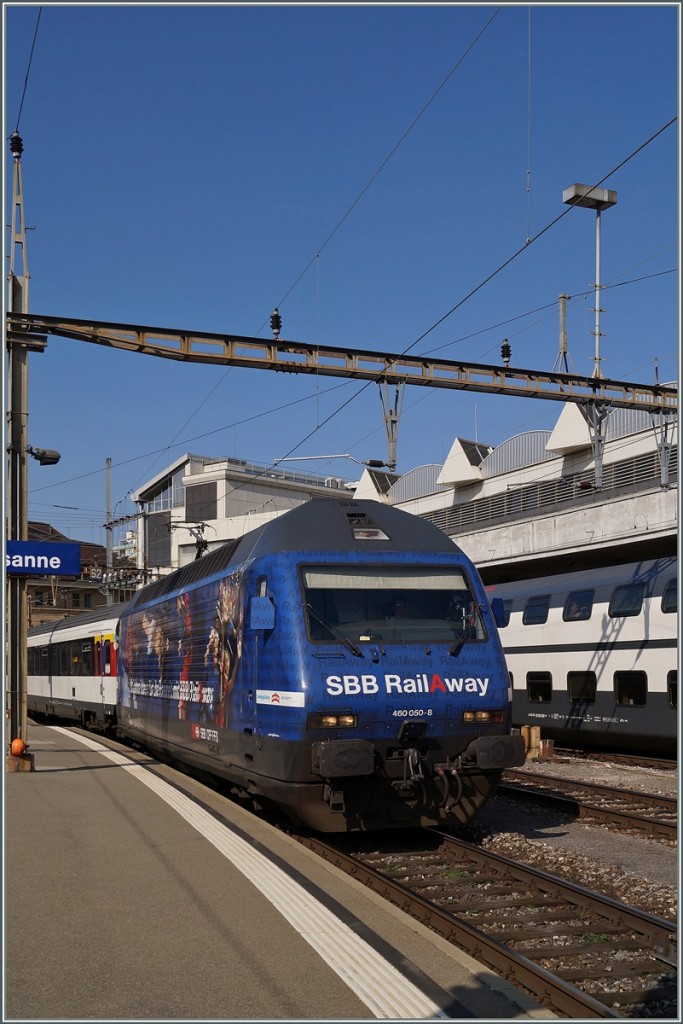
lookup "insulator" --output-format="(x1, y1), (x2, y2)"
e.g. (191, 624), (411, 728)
(500, 339), (511, 365)
(9, 131), (23, 158)
(270, 308), (282, 336)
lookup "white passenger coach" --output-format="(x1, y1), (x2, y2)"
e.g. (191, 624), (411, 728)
(488, 557), (677, 754)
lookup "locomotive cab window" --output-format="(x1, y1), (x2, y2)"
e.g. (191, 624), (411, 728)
(563, 590), (594, 621)
(614, 671), (647, 707)
(567, 671), (597, 703)
(526, 672), (552, 703)
(608, 582), (645, 618)
(522, 594), (550, 625)
(301, 565), (485, 645)
(662, 578), (677, 614)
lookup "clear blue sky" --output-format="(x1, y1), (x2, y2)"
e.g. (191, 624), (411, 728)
(4, 3), (679, 546)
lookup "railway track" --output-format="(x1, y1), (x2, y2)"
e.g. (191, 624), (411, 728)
(499, 771), (677, 841)
(554, 749), (677, 773)
(295, 829), (677, 1019)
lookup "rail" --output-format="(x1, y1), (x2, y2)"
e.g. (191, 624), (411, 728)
(296, 830), (676, 1018)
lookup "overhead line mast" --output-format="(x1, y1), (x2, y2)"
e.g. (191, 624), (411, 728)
(6, 131), (44, 765)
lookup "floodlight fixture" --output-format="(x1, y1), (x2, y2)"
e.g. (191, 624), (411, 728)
(27, 445), (61, 466)
(563, 183), (618, 378)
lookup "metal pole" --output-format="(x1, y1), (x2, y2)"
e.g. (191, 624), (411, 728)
(6, 131), (31, 752)
(593, 208), (603, 378)
(105, 457), (113, 604)
(7, 343), (29, 746)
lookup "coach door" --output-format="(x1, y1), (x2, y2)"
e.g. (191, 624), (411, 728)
(94, 632), (116, 711)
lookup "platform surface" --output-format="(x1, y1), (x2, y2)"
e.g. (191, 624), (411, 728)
(4, 720), (550, 1021)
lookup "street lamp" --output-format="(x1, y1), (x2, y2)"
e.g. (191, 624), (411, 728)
(562, 183), (618, 378)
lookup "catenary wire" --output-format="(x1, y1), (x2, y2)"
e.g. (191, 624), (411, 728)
(10, 6), (42, 132)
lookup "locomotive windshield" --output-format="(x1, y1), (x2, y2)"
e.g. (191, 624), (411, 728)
(301, 565), (485, 645)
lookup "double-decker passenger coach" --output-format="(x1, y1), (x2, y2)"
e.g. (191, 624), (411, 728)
(489, 557), (677, 755)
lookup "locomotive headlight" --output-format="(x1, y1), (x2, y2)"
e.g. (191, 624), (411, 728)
(463, 710), (504, 724)
(307, 712), (358, 730)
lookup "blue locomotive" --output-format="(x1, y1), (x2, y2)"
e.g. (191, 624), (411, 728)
(30, 499), (525, 831)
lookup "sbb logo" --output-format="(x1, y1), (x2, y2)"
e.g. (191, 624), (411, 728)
(325, 674), (379, 696)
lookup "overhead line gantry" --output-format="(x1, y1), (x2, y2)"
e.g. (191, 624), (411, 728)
(6, 311), (678, 476)
(5, 311), (676, 411)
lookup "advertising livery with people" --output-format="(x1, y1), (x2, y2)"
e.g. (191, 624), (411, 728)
(119, 573), (244, 744)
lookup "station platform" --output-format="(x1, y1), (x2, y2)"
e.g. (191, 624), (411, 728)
(4, 720), (549, 1021)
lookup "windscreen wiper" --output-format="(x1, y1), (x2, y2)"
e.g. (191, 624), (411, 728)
(449, 624), (474, 657)
(305, 603), (363, 657)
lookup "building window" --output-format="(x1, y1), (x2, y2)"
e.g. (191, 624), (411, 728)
(142, 468), (186, 513)
(614, 671), (647, 707)
(522, 595), (550, 625)
(71, 593), (80, 608)
(608, 583), (645, 618)
(147, 510), (171, 567)
(527, 672), (552, 702)
(186, 481), (217, 522)
(563, 590), (594, 621)
(567, 671), (597, 703)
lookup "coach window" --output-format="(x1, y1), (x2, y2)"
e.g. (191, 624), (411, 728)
(40, 647), (49, 675)
(661, 578), (677, 614)
(567, 671), (597, 703)
(614, 671), (647, 707)
(608, 582), (644, 618)
(522, 594), (550, 625)
(667, 671), (677, 709)
(563, 590), (593, 621)
(82, 642), (94, 675)
(59, 643), (70, 675)
(527, 672), (552, 703)
(70, 641), (81, 674)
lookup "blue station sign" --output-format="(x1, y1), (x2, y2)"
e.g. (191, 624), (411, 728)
(6, 541), (81, 577)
